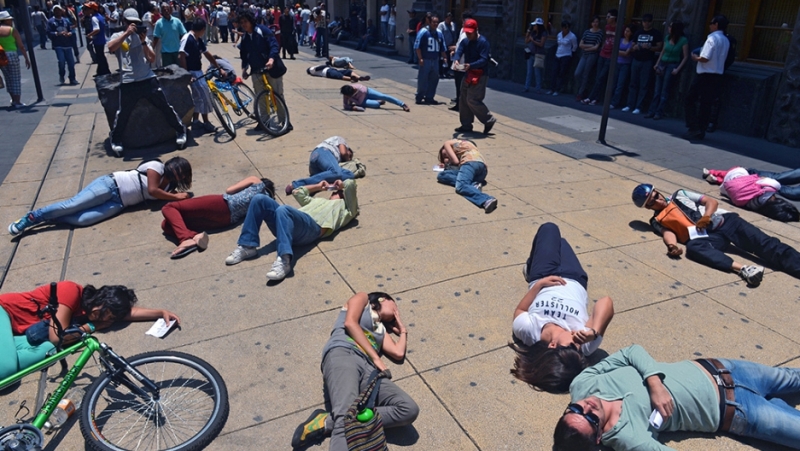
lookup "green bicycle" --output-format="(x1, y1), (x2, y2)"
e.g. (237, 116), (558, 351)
(0, 283), (229, 451)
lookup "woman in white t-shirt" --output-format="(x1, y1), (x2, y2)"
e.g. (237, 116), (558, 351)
(509, 222), (614, 393)
(8, 157), (192, 237)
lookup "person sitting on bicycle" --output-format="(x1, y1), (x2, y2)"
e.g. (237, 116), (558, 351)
(291, 291), (418, 449)
(306, 64), (370, 82)
(0, 281), (180, 379)
(179, 18), (224, 133)
(286, 136), (357, 194)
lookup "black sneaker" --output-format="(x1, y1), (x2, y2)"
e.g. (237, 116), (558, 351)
(483, 120), (496, 135)
(483, 198), (498, 213)
(454, 126), (473, 133)
(448, 104), (459, 111)
(291, 409), (329, 448)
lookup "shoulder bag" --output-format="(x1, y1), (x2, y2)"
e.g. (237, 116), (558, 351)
(344, 369), (391, 451)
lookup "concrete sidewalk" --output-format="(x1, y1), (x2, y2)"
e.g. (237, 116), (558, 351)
(1, 40), (799, 451)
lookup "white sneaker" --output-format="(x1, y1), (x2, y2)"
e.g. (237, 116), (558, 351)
(621, 106), (631, 112)
(266, 255), (291, 280)
(225, 245), (257, 265)
(632, 108), (641, 115)
(111, 143), (123, 157)
(738, 265), (764, 287)
(702, 168), (710, 178)
(175, 129), (188, 148)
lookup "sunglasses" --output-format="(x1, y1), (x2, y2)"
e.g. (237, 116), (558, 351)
(645, 191), (661, 208)
(564, 403), (600, 434)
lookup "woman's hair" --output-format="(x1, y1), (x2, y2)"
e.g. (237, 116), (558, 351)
(668, 20), (685, 43)
(164, 157), (193, 192)
(340, 85), (356, 96)
(553, 416), (596, 451)
(260, 177), (276, 198)
(367, 292), (394, 311)
(508, 341), (587, 394)
(81, 285), (138, 322)
(757, 196), (800, 222)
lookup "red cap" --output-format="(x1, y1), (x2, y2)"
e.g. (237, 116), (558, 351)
(463, 18), (478, 32)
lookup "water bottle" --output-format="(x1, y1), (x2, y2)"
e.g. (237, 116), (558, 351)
(44, 387), (84, 430)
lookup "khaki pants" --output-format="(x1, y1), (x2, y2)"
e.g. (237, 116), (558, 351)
(459, 75), (495, 128)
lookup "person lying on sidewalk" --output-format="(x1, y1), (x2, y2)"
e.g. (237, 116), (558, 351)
(8, 157), (192, 237)
(291, 291), (419, 450)
(340, 83), (410, 112)
(510, 222), (614, 394)
(327, 55), (355, 69)
(632, 183), (800, 287)
(225, 179), (359, 281)
(0, 281), (179, 379)
(162, 176), (276, 259)
(435, 138), (498, 213)
(306, 64), (370, 82)
(553, 344), (800, 451)
(285, 136), (356, 195)
(702, 167), (799, 222)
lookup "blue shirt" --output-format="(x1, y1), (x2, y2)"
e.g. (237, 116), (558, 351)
(47, 16), (73, 48)
(90, 14), (106, 46)
(154, 16), (187, 53)
(414, 26), (445, 60)
(454, 34), (490, 70)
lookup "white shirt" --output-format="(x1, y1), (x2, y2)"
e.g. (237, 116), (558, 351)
(142, 12), (155, 38)
(112, 161), (164, 207)
(379, 4), (389, 22)
(307, 65), (330, 77)
(317, 136), (347, 161)
(555, 30), (578, 58)
(512, 279), (602, 356)
(697, 30), (729, 74)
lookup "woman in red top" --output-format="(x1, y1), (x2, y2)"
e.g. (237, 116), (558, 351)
(0, 281), (179, 379)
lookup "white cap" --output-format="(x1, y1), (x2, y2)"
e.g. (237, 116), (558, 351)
(122, 8), (141, 22)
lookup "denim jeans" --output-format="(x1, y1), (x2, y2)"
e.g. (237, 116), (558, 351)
(627, 58), (653, 110)
(363, 88), (404, 108)
(380, 21), (388, 42)
(649, 63), (678, 116)
(54, 47), (76, 82)
(574, 52), (598, 98)
(715, 358), (800, 448)
(36, 24), (47, 48)
(751, 168), (800, 200)
(610, 63), (630, 107)
(524, 55), (534, 90)
(436, 161), (490, 208)
(407, 34), (416, 63)
(291, 148), (355, 189)
(416, 59), (440, 102)
(525, 222), (588, 289)
(237, 194), (321, 257)
(31, 175), (124, 227)
(587, 56), (611, 101)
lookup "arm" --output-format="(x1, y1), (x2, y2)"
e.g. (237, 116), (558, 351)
(140, 34), (155, 63)
(108, 24), (136, 52)
(225, 176), (261, 194)
(146, 169), (189, 201)
(341, 179), (359, 219)
(292, 184), (320, 206)
(12, 29), (30, 69)
(441, 140), (460, 166)
(653, 48), (664, 69)
(574, 296), (614, 346)
(513, 276), (566, 319)
(178, 51), (187, 69)
(47, 19), (58, 40)
(469, 39), (490, 69)
(343, 292), (386, 370)
(576, 344), (664, 380)
(675, 43), (689, 73)
(380, 306), (407, 361)
(122, 306), (181, 324)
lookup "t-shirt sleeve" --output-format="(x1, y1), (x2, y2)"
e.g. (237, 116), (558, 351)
(179, 34), (190, 54)
(679, 189), (704, 204)
(700, 36), (716, 61)
(580, 334), (603, 356)
(58, 281), (84, 314)
(92, 16), (100, 31)
(153, 20), (162, 38)
(138, 161), (165, 176)
(512, 313), (536, 346)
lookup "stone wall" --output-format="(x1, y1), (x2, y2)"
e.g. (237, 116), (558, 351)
(767, 6), (800, 147)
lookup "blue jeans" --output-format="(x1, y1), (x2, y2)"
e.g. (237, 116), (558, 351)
(627, 58), (653, 110)
(525, 222), (588, 289)
(436, 161), (491, 208)
(54, 46), (76, 82)
(292, 148), (355, 188)
(407, 35), (416, 63)
(715, 359), (800, 448)
(751, 168), (800, 200)
(380, 22), (388, 42)
(363, 88), (404, 108)
(587, 56), (611, 101)
(31, 175), (124, 227)
(649, 63), (678, 116)
(416, 59), (440, 102)
(238, 194), (322, 257)
(574, 52), (598, 98)
(610, 63), (630, 107)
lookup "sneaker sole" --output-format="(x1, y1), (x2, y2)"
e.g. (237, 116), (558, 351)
(8, 224), (20, 236)
(291, 409), (328, 448)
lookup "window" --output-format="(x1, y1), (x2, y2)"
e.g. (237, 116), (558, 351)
(711, 0), (798, 66)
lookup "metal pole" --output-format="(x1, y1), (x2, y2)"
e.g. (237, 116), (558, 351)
(15, 0), (44, 102)
(76, 9), (84, 47)
(597, 0), (627, 145)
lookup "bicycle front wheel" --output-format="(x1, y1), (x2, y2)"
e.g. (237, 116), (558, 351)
(210, 93), (237, 139)
(233, 83), (256, 117)
(80, 351), (229, 451)
(255, 90), (290, 137)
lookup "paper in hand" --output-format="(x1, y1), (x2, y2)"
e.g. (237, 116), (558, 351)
(688, 226), (708, 240)
(649, 409), (664, 429)
(146, 318), (177, 338)
(432, 165), (444, 172)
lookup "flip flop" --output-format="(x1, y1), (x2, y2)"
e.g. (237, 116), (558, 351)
(194, 232), (209, 251)
(171, 240), (198, 259)
(401, 104), (410, 112)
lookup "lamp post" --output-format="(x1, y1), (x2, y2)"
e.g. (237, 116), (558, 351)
(597, 0), (627, 145)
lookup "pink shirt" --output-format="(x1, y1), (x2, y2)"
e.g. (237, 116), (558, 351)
(343, 83), (368, 110)
(723, 174), (777, 207)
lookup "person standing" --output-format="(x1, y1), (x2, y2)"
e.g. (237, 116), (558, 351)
(313, 2), (329, 57)
(609, 24), (634, 109)
(387, 5), (396, 47)
(379, 0), (389, 43)
(524, 18), (547, 93)
(83, 2), (110, 76)
(582, 9), (616, 105)
(0, 11), (31, 108)
(31, 6), (48, 49)
(646, 20), (688, 120)
(48, 5), (79, 85)
(142, 3), (160, 68)
(405, 10), (418, 64)
(153, 2), (187, 67)
(414, 13), (446, 105)
(448, 10), (470, 111)
(107, 4), (120, 33)
(683, 15), (730, 141)
(107, 8), (187, 157)
(299, 3), (310, 44)
(279, 7), (297, 59)
(453, 18), (496, 135)
(179, 18), (221, 133)
(547, 21), (577, 96)
(217, 3), (229, 42)
(623, 13), (662, 114)
(573, 16), (603, 101)
(437, 11), (455, 78)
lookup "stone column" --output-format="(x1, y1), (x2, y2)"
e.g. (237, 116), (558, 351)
(767, 6), (800, 147)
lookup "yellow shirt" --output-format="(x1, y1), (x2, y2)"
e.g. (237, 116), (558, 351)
(292, 179), (359, 237)
(454, 140), (485, 165)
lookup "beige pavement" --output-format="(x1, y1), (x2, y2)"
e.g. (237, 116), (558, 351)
(1, 42), (800, 451)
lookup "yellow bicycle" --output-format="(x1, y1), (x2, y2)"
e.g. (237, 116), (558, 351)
(249, 68), (290, 137)
(203, 68), (248, 139)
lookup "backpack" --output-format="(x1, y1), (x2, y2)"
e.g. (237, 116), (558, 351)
(724, 33), (736, 71)
(0, 43), (8, 67)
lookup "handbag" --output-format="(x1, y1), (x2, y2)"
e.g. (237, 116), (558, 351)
(465, 68), (483, 86)
(533, 53), (545, 69)
(340, 158), (366, 179)
(343, 369), (391, 451)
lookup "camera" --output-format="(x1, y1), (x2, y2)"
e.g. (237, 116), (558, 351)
(136, 25), (147, 35)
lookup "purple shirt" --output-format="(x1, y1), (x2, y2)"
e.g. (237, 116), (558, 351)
(343, 83), (368, 109)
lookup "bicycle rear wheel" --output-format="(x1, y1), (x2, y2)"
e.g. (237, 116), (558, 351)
(255, 90), (290, 137)
(80, 351), (229, 451)
(233, 83), (256, 118)
(210, 93), (236, 139)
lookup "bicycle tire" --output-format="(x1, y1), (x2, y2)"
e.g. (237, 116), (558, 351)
(255, 90), (290, 137)
(210, 93), (236, 139)
(79, 351), (229, 451)
(232, 83), (256, 117)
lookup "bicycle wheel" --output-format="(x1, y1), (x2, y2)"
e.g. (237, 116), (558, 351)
(80, 351), (229, 451)
(232, 83), (256, 117)
(255, 90), (290, 137)
(210, 92), (236, 139)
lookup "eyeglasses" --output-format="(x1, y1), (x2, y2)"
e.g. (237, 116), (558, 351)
(644, 191), (661, 208)
(564, 403), (600, 434)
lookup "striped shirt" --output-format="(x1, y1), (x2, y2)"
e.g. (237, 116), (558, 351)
(580, 28), (604, 54)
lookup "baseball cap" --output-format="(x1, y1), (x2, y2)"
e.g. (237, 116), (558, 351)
(83, 2), (100, 10)
(122, 8), (141, 22)
(463, 18), (478, 32)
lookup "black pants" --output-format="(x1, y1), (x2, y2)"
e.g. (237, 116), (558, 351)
(111, 78), (184, 144)
(453, 70), (464, 106)
(94, 43), (110, 76)
(551, 55), (572, 92)
(685, 213), (800, 278)
(684, 72), (723, 133)
(220, 25), (228, 43)
(526, 222), (589, 289)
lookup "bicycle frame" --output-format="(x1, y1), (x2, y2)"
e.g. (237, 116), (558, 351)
(257, 72), (278, 108)
(212, 80), (245, 111)
(206, 78), (230, 114)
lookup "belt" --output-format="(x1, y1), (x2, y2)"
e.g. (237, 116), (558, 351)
(696, 358), (735, 433)
(108, 173), (119, 189)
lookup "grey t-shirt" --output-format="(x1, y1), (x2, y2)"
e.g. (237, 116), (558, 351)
(111, 32), (155, 83)
(223, 182), (265, 224)
(322, 305), (385, 362)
